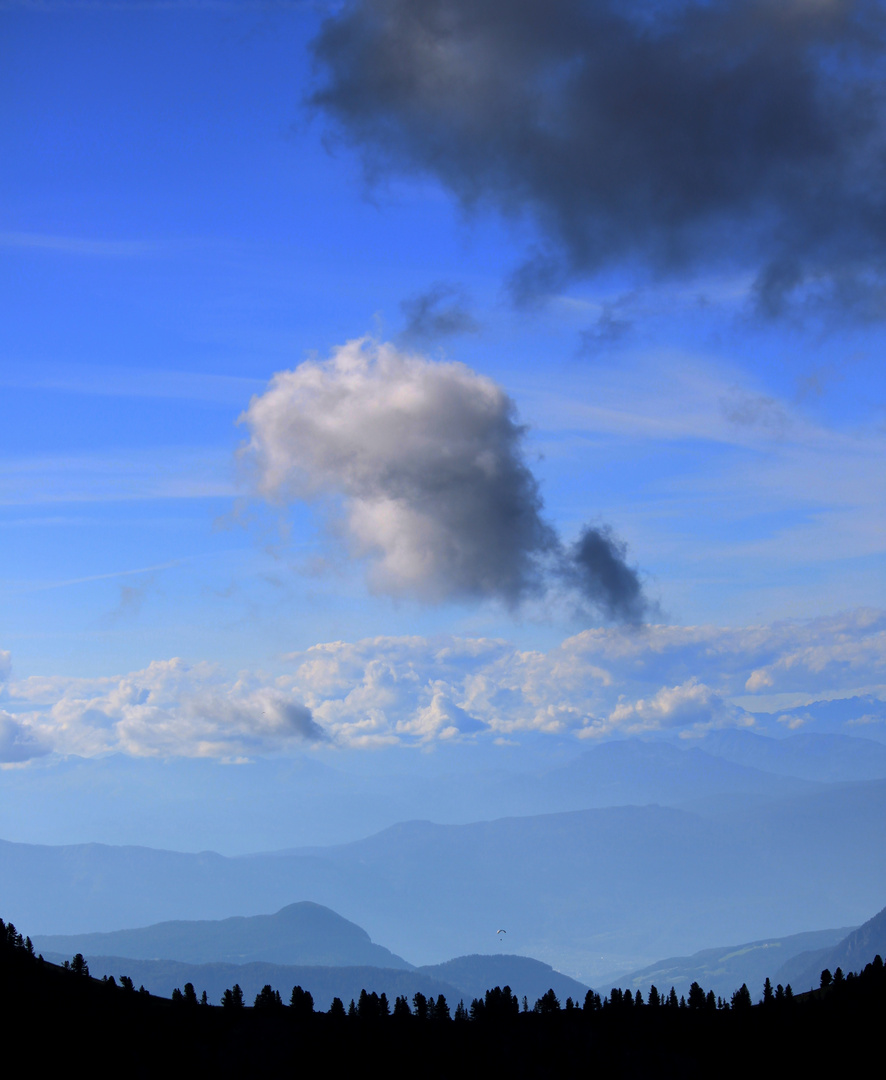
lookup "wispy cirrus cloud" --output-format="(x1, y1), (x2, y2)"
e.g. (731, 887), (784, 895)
(524, 350), (886, 575)
(0, 231), (161, 257)
(0, 362), (264, 405)
(0, 449), (235, 506)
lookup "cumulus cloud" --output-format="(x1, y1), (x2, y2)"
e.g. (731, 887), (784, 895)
(311, 0), (886, 313)
(5, 609), (886, 755)
(10, 658), (325, 761)
(240, 337), (652, 618)
(281, 613), (886, 743)
(741, 608), (886, 695)
(281, 611), (886, 742)
(598, 679), (750, 738)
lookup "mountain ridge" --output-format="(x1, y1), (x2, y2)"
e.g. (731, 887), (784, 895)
(34, 900), (412, 970)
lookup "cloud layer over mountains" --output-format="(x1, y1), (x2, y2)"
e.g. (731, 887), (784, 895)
(240, 338), (652, 621)
(2, 608), (884, 759)
(312, 0), (886, 312)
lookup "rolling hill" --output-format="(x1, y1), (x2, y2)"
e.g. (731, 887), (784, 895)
(34, 900), (410, 969)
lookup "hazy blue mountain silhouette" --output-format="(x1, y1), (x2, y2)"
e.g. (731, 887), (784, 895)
(417, 954), (588, 1004)
(7, 779), (886, 979)
(5, 730), (884, 856)
(35, 901), (411, 969)
(702, 729), (886, 783)
(598, 926), (854, 1001)
(492, 739), (819, 815)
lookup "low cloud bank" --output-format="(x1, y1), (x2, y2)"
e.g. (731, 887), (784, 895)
(3, 608), (884, 759)
(2, 659), (325, 764)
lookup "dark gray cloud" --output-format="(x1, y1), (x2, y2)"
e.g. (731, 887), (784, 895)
(268, 699), (328, 744)
(311, 0), (886, 313)
(242, 338), (652, 621)
(563, 525), (653, 624)
(399, 282), (481, 343)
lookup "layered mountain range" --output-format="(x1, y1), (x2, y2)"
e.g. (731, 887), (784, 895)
(7, 727), (886, 984)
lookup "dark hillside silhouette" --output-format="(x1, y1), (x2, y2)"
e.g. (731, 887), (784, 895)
(4, 912), (886, 1078)
(42, 953), (461, 1010)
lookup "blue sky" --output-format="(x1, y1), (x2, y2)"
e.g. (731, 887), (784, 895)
(2, 1), (886, 847)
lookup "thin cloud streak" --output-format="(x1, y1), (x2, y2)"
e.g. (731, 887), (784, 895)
(22, 559), (183, 594)
(0, 363), (265, 405)
(0, 449), (236, 506)
(0, 231), (161, 257)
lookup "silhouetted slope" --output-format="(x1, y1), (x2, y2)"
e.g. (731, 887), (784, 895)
(6, 913), (886, 1079)
(34, 900), (410, 969)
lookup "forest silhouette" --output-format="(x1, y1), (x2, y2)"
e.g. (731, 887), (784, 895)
(3, 914), (885, 1078)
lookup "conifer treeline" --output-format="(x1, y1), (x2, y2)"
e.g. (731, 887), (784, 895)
(3, 915), (886, 1077)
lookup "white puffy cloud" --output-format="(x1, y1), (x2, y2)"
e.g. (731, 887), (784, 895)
(240, 338), (652, 619)
(740, 609), (886, 695)
(597, 679), (749, 739)
(282, 634), (600, 742)
(240, 338), (553, 605)
(555, 609), (886, 698)
(4, 608), (885, 758)
(279, 611), (886, 743)
(10, 658), (325, 761)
